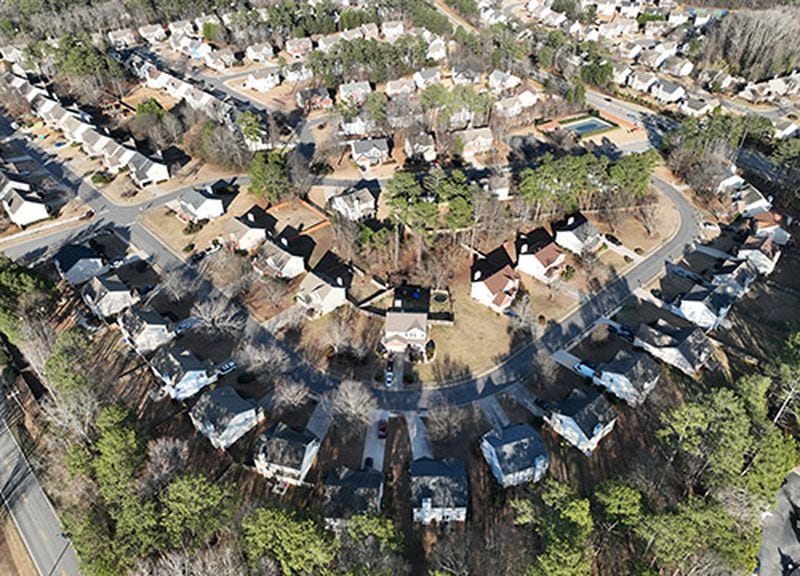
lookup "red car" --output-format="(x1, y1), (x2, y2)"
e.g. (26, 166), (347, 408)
(377, 419), (388, 439)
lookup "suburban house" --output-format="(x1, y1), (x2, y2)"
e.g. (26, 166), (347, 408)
(494, 90), (538, 118)
(413, 67), (441, 90)
(553, 212), (602, 254)
(320, 466), (383, 530)
(545, 388), (617, 457)
(222, 208), (273, 253)
(680, 96), (719, 117)
(252, 238), (306, 279)
(385, 78), (416, 99)
(53, 244), (108, 286)
(245, 42), (274, 62)
(138, 24), (167, 44)
(488, 70), (521, 93)
(383, 309), (428, 357)
(350, 138), (390, 170)
(337, 80), (372, 106)
(329, 187), (376, 221)
(427, 37), (447, 61)
(709, 259), (758, 297)
(651, 79), (686, 103)
(189, 386), (261, 450)
(470, 245), (520, 314)
(2, 189), (49, 228)
(411, 458), (468, 525)
(455, 127), (493, 161)
(254, 423), (321, 486)
(381, 20), (405, 42)
(592, 350), (661, 406)
(729, 181), (771, 218)
(107, 28), (139, 49)
(296, 87), (334, 112)
(81, 274), (140, 319)
(244, 67), (281, 92)
(662, 56), (694, 77)
(296, 271), (348, 318)
(675, 284), (737, 330)
(628, 69), (657, 92)
(452, 64), (481, 85)
(634, 319), (715, 378)
(167, 20), (194, 36)
(751, 211), (792, 246)
(516, 228), (565, 283)
(285, 37), (314, 59)
(118, 307), (173, 355)
(177, 188), (225, 222)
(149, 347), (218, 400)
(774, 119), (799, 140)
(404, 132), (437, 162)
(612, 62), (632, 85)
(480, 424), (549, 488)
(128, 153), (170, 188)
(205, 48), (237, 72)
(284, 63), (313, 83)
(737, 235), (781, 276)
(339, 114), (375, 136)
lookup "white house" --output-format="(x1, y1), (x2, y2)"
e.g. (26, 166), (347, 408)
(675, 284), (737, 330)
(471, 246), (520, 314)
(168, 20), (194, 37)
(128, 153), (170, 188)
(426, 37), (447, 61)
(680, 96), (719, 117)
(612, 63), (632, 86)
(204, 48), (237, 72)
(385, 78), (416, 99)
(413, 68), (441, 90)
(411, 458), (468, 525)
(149, 347), (218, 400)
(253, 239), (305, 279)
(107, 28), (139, 49)
(254, 423), (321, 486)
(2, 189), (49, 227)
(662, 56), (694, 78)
(737, 235), (781, 276)
(592, 350), (661, 407)
(178, 188), (225, 221)
(709, 259), (758, 297)
(516, 228), (565, 283)
(404, 132), (437, 162)
(118, 307), (173, 355)
(752, 211), (792, 246)
(480, 424), (549, 488)
(774, 120), (799, 140)
(81, 274), (140, 319)
(338, 80), (372, 106)
(381, 21), (405, 42)
(546, 388), (617, 457)
(650, 79), (686, 103)
(329, 187), (376, 221)
(246, 42), (274, 63)
(488, 70), (521, 93)
(190, 386), (261, 450)
(285, 37), (313, 59)
(628, 69), (657, 92)
(455, 127), (493, 161)
(553, 212), (602, 254)
(296, 271), (347, 318)
(53, 244), (108, 286)
(730, 182), (771, 218)
(634, 319), (715, 378)
(284, 63), (313, 83)
(350, 138), (390, 170)
(383, 310), (428, 356)
(244, 67), (281, 92)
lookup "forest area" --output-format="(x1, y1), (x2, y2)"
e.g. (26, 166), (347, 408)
(701, 7), (800, 81)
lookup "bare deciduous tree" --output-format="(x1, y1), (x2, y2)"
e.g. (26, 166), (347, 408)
(533, 349), (558, 385)
(139, 437), (189, 498)
(331, 379), (377, 432)
(235, 341), (290, 375)
(40, 387), (99, 444)
(426, 399), (468, 442)
(193, 296), (246, 337)
(273, 378), (310, 411)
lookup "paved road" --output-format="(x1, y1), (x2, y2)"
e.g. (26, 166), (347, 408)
(758, 470), (800, 575)
(0, 416), (80, 576)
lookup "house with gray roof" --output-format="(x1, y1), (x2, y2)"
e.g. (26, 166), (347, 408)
(252, 238), (305, 279)
(737, 235), (780, 276)
(480, 424), (549, 488)
(54, 244), (108, 286)
(413, 67), (441, 90)
(81, 274), (140, 319)
(254, 423), (321, 486)
(634, 319), (714, 378)
(118, 307), (173, 354)
(404, 132), (436, 162)
(674, 283), (737, 330)
(2, 188), (49, 228)
(592, 350), (661, 406)
(149, 347), (217, 400)
(651, 78), (686, 103)
(190, 386), (261, 449)
(546, 388), (617, 457)
(320, 466), (383, 529)
(411, 458), (468, 525)
(350, 138), (390, 170)
(128, 153), (169, 188)
(709, 259), (758, 297)
(178, 188), (225, 222)
(337, 80), (372, 106)
(138, 24), (167, 44)
(329, 187), (376, 221)
(553, 212), (602, 255)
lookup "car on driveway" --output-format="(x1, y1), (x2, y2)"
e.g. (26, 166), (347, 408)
(174, 317), (200, 335)
(188, 252), (206, 265)
(385, 371), (394, 387)
(573, 361), (597, 378)
(605, 234), (622, 246)
(609, 323), (635, 341)
(377, 419), (388, 439)
(217, 359), (237, 376)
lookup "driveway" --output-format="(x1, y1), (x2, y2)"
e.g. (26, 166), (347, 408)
(361, 409), (388, 472)
(477, 396), (511, 430)
(403, 412), (433, 460)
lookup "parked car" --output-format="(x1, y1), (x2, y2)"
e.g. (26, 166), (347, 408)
(108, 258), (124, 269)
(364, 457), (374, 469)
(206, 243), (222, 255)
(377, 419), (388, 439)
(188, 252), (206, 265)
(609, 323), (634, 341)
(573, 361), (596, 378)
(385, 371), (394, 387)
(174, 317), (200, 335)
(605, 234), (622, 246)
(217, 359), (237, 376)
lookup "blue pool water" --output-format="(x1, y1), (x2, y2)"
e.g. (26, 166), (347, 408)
(563, 117), (614, 136)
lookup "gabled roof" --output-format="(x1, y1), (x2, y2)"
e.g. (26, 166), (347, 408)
(54, 244), (101, 273)
(558, 388), (616, 438)
(257, 422), (318, 468)
(411, 458), (468, 508)
(351, 138), (389, 156)
(120, 307), (170, 336)
(552, 212), (599, 242)
(682, 284), (736, 314)
(598, 350), (660, 389)
(151, 347), (206, 379)
(517, 228), (561, 265)
(321, 466), (383, 519)
(482, 424), (547, 475)
(190, 386), (256, 431)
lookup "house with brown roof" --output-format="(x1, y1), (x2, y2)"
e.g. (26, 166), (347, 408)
(470, 245), (520, 313)
(737, 234), (781, 276)
(516, 228), (565, 284)
(383, 310), (428, 357)
(751, 211), (792, 246)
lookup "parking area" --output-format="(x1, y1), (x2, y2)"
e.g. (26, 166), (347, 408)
(361, 409), (389, 472)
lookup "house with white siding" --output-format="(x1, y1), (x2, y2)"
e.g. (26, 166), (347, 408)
(190, 386), (261, 450)
(149, 347), (217, 400)
(546, 388), (617, 457)
(480, 424), (549, 488)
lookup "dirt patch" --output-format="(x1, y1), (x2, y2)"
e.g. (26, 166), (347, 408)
(0, 510), (37, 576)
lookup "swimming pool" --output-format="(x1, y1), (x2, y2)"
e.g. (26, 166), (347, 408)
(562, 117), (615, 137)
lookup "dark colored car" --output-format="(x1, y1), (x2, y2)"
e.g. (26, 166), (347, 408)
(377, 419), (388, 439)
(605, 234), (622, 246)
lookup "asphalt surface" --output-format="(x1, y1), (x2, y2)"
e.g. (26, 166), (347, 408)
(0, 416), (80, 576)
(758, 470), (800, 575)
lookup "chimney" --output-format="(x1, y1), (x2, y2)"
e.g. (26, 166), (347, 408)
(247, 212), (255, 223)
(473, 270), (482, 281)
(567, 216), (575, 226)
